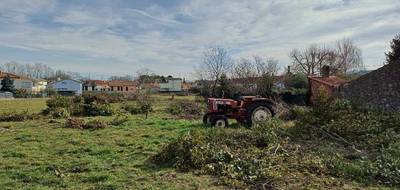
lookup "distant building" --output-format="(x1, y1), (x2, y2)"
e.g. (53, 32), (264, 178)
(159, 77), (182, 92)
(82, 80), (138, 93)
(108, 80), (138, 93)
(308, 66), (347, 104)
(181, 78), (192, 91)
(32, 79), (48, 94)
(141, 82), (160, 93)
(0, 70), (33, 91)
(83, 80), (110, 92)
(273, 76), (286, 90)
(49, 79), (83, 95)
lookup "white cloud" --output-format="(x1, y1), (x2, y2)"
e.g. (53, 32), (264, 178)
(0, 0), (399, 79)
(0, 0), (54, 23)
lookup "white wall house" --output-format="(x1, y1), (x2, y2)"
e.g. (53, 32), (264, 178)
(49, 79), (82, 95)
(32, 80), (48, 94)
(159, 78), (182, 92)
(13, 80), (33, 91)
(83, 80), (110, 92)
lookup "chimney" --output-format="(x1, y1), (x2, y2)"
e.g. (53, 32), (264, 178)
(321, 65), (330, 78)
(287, 66), (291, 74)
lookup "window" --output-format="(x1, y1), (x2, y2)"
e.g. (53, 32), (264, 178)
(126, 87), (128, 91)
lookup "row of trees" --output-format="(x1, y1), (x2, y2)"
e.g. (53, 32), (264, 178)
(195, 47), (281, 98)
(196, 34), (400, 99)
(0, 62), (81, 81)
(291, 34), (400, 76)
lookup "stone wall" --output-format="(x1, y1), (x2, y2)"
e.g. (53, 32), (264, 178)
(341, 63), (400, 112)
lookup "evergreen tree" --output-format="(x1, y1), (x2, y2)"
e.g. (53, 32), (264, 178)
(0, 75), (15, 92)
(386, 34), (400, 64)
(256, 74), (275, 97)
(216, 74), (235, 98)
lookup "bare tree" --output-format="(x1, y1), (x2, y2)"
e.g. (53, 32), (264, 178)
(231, 58), (257, 87)
(254, 56), (279, 76)
(198, 47), (233, 96)
(334, 39), (363, 73)
(0, 61), (58, 79)
(109, 75), (134, 81)
(231, 56), (279, 95)
(290, 44), (332, 75)
(291, 40), (363, 76)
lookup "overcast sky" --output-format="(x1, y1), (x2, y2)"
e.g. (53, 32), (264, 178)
(0, 0), (399, 79)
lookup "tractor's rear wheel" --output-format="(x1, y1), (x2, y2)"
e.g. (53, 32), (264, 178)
(211, 116), (228, 128)
(245, 102), (274, 126)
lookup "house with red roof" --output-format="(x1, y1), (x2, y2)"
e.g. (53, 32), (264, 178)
(0, 70), (34, 91)
(307, 66), (347, 104)
(83, 80), (110, 92)
(108, 80), (138, 93)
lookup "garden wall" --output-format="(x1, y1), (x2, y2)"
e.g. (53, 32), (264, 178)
(341, 63), (400, 112)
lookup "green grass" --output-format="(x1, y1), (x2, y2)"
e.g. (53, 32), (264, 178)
(0, 98), (47, 114)
(1, 96), (395, 189)
(0, 96), (224, 190)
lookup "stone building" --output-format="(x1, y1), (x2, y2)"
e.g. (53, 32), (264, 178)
(108, 80), (138, 93)
(307, 66), (347, 104)
(341, 63), (400, 112)
(83, 80), (110, 92)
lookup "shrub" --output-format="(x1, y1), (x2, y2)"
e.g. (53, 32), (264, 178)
(84, 120), (108, 129)
(82, 92), (125, 103)
(43, 95), (115, 117)
(151, 119), (281, 186)
(125, 92), (139, 101)
(50, 108), (70, 118)
(122, 103), (142, 114)
(109, 113), (130, 126)
(65, 118), (108, 130)
(165, 100), (205, 119)
(65, 118), (85, 129)
(43, 88), (57, 97)
(45, 96), (72, 109)
(136, 93), (153, 119)
(154, 101), (400, 188)
(13, 89), (31, 98)
(0, 111), (38, 122)
(83, 103), (114, 116)
(290, 92), (400, 187)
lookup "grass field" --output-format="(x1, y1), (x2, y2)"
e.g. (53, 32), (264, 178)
(0, 98), (48, 114)
(0, 96), (224, 190)
(0, 95), (398, 189)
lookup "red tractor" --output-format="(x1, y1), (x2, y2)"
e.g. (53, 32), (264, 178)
(203, 96), (276, 127)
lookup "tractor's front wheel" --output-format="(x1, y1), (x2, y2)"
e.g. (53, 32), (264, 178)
(211, 116), (228, 128)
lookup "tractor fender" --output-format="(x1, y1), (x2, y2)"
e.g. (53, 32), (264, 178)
(249, 99), (276, 113)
